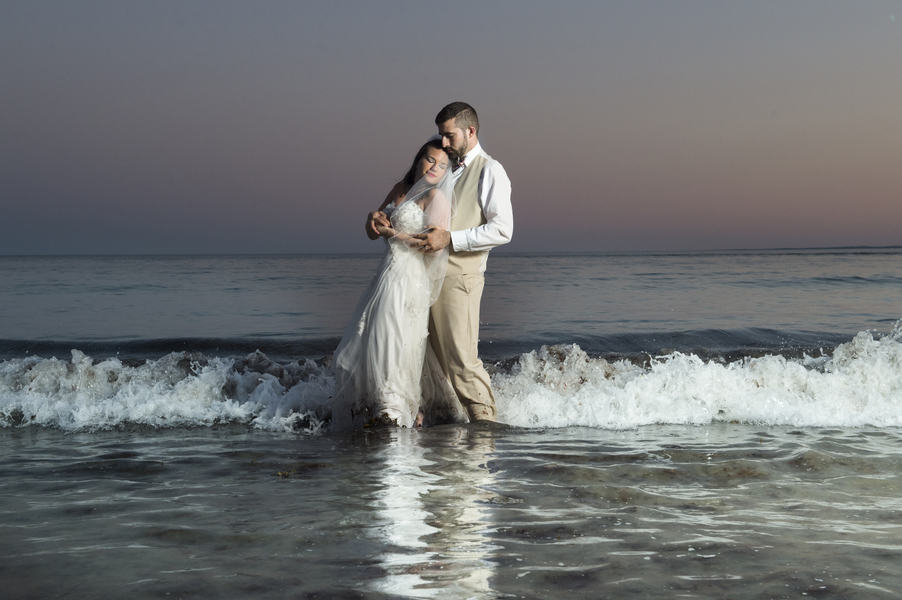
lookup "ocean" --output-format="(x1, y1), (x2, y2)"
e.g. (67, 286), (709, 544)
(2, 250), (901, 598)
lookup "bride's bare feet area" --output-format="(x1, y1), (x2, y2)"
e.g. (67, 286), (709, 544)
(415, 410), (425, 429)
(363, 412), (399, 428)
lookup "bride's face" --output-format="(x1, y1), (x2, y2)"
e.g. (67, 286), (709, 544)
(417, 148), (449, 184)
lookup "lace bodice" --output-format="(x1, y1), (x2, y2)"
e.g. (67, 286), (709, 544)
(385, 200), (426, 235)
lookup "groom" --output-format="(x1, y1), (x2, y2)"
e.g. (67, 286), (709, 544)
(414, 102), (513, 422)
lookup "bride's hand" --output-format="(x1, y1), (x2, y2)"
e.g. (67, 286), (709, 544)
(413, 227), (451, 254)
(367, 211), (391, 240)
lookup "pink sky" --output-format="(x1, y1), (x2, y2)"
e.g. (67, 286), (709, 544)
(2, 1), (901, 254)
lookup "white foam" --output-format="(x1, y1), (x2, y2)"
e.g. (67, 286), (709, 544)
(495, 327), (902, 429)
(2, 326), (901, 432)
(0, 350), (334, 433)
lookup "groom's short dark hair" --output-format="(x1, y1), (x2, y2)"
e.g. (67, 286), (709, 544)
(435, 102), (479, 135)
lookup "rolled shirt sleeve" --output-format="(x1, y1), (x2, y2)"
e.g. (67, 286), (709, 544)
(450, 157), (514, 252)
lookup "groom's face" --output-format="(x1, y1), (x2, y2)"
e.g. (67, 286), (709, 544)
(437, 118), (470, 162)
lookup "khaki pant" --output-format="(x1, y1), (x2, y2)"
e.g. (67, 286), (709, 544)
(428, 273), (497, 421)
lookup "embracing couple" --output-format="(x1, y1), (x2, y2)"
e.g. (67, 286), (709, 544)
(332, 102), (513, 430)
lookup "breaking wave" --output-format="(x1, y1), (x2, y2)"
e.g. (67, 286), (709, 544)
(2, 326), (901, 433)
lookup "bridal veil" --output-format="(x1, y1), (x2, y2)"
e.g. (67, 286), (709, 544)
(388, 160), (456, 305)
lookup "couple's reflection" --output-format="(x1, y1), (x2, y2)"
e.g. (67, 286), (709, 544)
(365, 425), (498, 598)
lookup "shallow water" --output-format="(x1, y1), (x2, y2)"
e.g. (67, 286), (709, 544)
(2, 250), (902, 598)
(3, 424), (902, 598)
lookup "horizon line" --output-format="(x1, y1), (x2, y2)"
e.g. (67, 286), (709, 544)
(2, 245), (902, 259)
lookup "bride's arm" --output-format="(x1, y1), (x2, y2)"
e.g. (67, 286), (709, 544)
(411, 189), (452, 253)
(366, 182), (407, 240)
(377, 226), (417, 245)
(421, 189), (451, 230)
(376, 225), (397, 238)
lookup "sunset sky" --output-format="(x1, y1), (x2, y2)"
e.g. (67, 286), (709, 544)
(3, 1), (901, 255)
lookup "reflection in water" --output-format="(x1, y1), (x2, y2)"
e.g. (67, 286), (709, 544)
(366, 427), (499, 598)
(367, 428), (441, 598)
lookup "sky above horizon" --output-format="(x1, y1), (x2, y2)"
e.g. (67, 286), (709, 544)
(2, 1), (901, 255)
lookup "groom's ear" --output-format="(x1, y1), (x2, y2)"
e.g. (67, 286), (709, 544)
(466, 125), (477, 140)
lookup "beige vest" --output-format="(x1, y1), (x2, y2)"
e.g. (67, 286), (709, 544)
(447, 152), (490, 275)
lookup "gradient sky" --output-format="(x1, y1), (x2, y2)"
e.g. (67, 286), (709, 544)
(2, 1), (901, 255)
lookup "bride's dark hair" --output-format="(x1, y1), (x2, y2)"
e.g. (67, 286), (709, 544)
(402, 139), (445, 186)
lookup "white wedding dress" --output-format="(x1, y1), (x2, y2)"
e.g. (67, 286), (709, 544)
(332, 200), (467, 431)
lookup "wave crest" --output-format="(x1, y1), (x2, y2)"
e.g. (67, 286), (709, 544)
(496, 328), (902, 429)
(2, 327), (901, 432)
(0, 350), (333, 433)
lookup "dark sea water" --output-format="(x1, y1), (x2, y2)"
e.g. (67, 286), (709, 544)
(2, 250), (902, 598)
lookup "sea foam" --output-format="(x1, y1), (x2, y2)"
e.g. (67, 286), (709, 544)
(0, 350), (333, 433)
(1, 327), (901, 432)
(495, 326), (902, 429)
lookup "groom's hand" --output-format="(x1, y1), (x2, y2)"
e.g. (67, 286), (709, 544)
(414, 227), (451, 254)
(366, 211), (391, 240)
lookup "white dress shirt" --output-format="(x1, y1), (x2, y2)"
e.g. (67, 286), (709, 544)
(449, 142), (514, 255)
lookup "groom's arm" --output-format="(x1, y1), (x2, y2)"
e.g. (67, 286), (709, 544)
(414, 161), (513, 254)
(450, 160), (513, 253)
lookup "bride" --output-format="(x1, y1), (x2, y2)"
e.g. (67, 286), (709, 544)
(332, 140), (468, 431)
